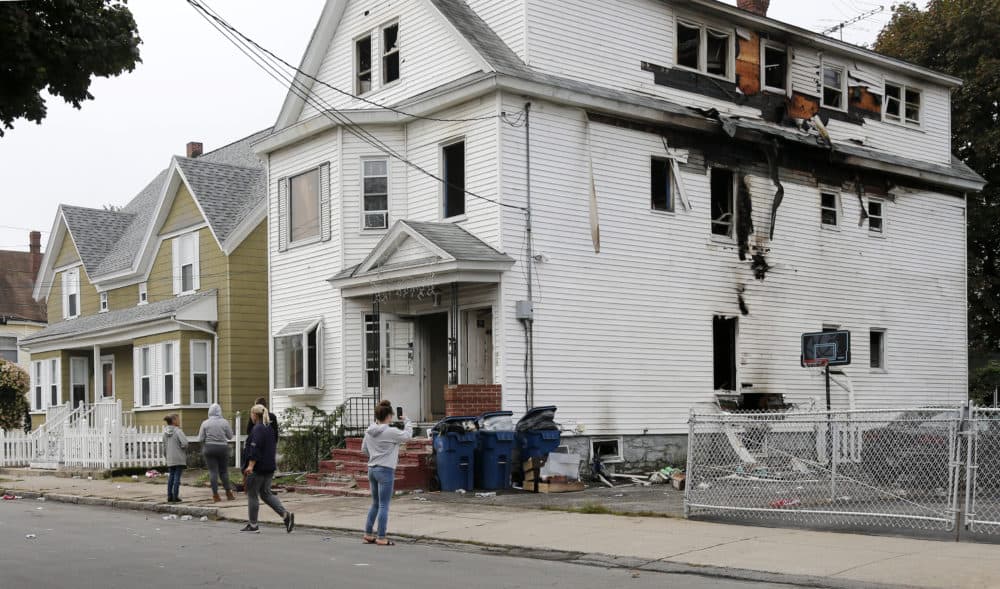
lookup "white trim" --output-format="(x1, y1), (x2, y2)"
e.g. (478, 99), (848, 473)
(380, 20), (401, 86)
(440, 137), (468, 220)
(821, 60), (848, 112)
(138, 282), (148, 305)
(69, 356), (89, 408)
(354, 29), (374, 96)
(867, 197), (887, 236)
(189, 339), (212, 405)
(883, 79), (923, 128)
(357, 221), (454, 274)
(335, 267), (510, 298)
(820, 190), (841, 229)
(99, 355), (116, 401)
(361, 156), (390, 230)
(33, 211), (69, 301)
(221, 205), (267, 255)
(99, 292), (109, 313)
(760, 40), (789, 94)
(287, 166), (323, 246)
(673, 17), (736, 82)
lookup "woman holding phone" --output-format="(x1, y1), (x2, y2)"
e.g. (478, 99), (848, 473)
(361, 400), (412, 546)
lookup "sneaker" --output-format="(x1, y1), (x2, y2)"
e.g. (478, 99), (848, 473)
(240, 524), (260, 533)
(284, 512), (295, 534)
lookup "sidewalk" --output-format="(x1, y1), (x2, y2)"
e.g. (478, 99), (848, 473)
(4, 473), (1000, 589)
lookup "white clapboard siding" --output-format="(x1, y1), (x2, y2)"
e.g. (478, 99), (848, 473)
(341, 127), (407, 265)
(497, 96), (966, 436)
(467, 0), (526, 59)
(299, 0), (483, 122)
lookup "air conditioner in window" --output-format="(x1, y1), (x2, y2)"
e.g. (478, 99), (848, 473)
(364, 212), (388, 229)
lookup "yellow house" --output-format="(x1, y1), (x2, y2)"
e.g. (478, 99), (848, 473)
(21, 132), (270, 434)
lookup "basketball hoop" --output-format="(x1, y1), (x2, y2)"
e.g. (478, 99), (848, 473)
(803, 357), (829, 378)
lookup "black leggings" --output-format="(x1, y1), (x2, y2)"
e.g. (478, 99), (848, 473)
(202, 444), (231, 494)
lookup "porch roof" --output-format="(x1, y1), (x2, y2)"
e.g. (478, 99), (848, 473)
(19, 290), (217, 348)
(329, 220), (514, 297)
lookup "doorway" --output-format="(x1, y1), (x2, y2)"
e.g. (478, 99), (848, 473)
(419, 313), (448, 421)
(462, 308), (493, 385)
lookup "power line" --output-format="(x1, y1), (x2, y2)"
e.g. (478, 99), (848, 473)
(187, 0), (527, 213)
(821, 5), (885, 40)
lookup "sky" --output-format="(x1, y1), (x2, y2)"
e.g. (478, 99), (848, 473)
(0, 0), (924, 253)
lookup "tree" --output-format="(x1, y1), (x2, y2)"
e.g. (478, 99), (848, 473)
(875, 1), (1000, 354)
(0, 360), (30, 432)
(0, 0), (142, 136)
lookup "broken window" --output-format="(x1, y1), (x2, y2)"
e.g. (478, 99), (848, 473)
(762, 43), (787, 91)
(650, 157), (673, 212)
(706, 29), (730, 77)
(870, 329), (886, 370)
(443, 140), (466, 218)
(867, 199), (885, 233)
(356, 35), (372, 94)
(710, 168), (735, 237)
(884, 82), (921, 126)
(822, 64), (845, 110)
(382, 23), (399, 85)
(713, 316), (737, 392)
(676, 22), (701, 70)
(820, 192), (839, 227)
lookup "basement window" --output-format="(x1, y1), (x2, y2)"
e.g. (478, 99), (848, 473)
(821, 192), (839, 227)
(868, 199), (885, 234)
(762, 42), (787, 92)
(822, 63), (846, 110)
(382, 23), (400, 85)
(356, 35), (372, 94)
(713, 316), (738, 392)
(591, 438), (624, 464)
(710, 168), (736, 237)
(650, 157), (673, 212)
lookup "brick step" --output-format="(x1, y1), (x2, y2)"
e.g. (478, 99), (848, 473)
(305, 472), (354, 485)
(288, 485), (370, 497)
(355, 470), (433, 491)
(329, 449), (433, 466)
(342, 437), (433, 453)
(319, 462), (433, 481)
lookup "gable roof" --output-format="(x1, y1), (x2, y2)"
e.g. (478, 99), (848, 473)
(0, 249), (46, 323)
(174, 157), (265, 244)
(60, 205), (136, 275)
(427, 0), (526, 75)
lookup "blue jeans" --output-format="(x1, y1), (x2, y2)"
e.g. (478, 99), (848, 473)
(167, 465), (184, 500)
(365, 466), (395, 538)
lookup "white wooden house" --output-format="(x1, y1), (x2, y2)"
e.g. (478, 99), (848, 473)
(257, 0), (984, 466)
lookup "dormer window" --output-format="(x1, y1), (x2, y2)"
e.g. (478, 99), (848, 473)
(382, 23), (399, 85)
(675, 20), (733, 80)
(356, 35), (372, 94)
(172, 232), (200, 295)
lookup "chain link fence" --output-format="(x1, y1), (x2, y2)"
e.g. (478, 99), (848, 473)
(966, 407), (1000, 534)
(686, 408), (965, 532)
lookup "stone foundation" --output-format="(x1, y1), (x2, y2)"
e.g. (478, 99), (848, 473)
(550, 434), (688, 478)
(444, 385), (502, 417)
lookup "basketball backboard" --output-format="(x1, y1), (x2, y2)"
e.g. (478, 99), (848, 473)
(801, 330), (851, 367)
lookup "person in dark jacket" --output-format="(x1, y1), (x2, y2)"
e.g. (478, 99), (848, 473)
(245, 396), (279, 442)
(241, 404), (294, 534)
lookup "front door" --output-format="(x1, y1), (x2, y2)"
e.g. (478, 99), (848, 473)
(419, 313), (449, 420)
(380, 313), (421, 420)
(70, 357), (89, 408)
(463, 309), (493, 384)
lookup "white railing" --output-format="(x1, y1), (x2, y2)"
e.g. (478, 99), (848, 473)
(0, 428), (34, 467)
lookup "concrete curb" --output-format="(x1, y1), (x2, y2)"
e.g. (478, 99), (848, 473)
(2, 487), (917, 589)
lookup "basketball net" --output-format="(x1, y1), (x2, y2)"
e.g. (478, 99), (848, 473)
(803, 358), (829, 380)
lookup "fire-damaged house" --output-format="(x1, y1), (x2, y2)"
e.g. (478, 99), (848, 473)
(259, 0), (985, 468)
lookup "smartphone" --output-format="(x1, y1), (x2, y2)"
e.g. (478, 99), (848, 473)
(396, 406), (404, 420)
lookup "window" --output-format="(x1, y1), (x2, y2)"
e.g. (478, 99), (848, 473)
(191, 340), (211, 404)
(675, 20), (732, 79)
(868, 199), (885, 234)
(365, 314), (380, 390)
(100, 356), (114, 398)
(140, 347), (151, 406)
(821, 192), (839, 227)
(363, 159), (389, 229)
(99, 292), (108, 312)
(0, 336), (17, 363)
(139, 282), (148, 305)
(382, 23), (399, 85)
(713, 316), (737, 391)
(822, 64), (846, 110)
(163, 343), (175, 405)
(442, 141), (466, 218)
(70, 357), (88, 408)
(385, 319), (414, 375)
(762, 42), (787, 92)
(172, 232), (199, 295)
(884, 82), (921, 126)
(62, 268), (80, 319)
(651, 158), (673, 212)
(870, 329), (886, 370)
(289, 168), (320, 242)
(356, 35), (372, 94)
(273, 321), (322, 390)
(710, 168), (736, 237)
(33, 362), (43, 410)
(49, 358), (59, 407)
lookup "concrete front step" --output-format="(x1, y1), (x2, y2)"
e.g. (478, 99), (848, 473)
(287, 485), (370, 497)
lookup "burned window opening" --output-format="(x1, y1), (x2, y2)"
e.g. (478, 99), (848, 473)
(736, 175), (754, 260)
(713, 316), (738, 392)
(650, 157), (673, 212)
(855, 177), (870, 227)
(711, 168), (735, 237)
(677, 22), (701, 70)
(764, 142), (784, 241)
(762, 43), (787, 91)
(751, 254), (771, 281)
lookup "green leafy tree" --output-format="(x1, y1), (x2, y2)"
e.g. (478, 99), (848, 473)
(0, 360), (30, 432)
(0, 0), (142, 136)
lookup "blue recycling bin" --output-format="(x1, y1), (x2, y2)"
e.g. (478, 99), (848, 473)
(475, 411), (515, 490)
(432, 416), (478, 492)
(516, 406), (561, 459)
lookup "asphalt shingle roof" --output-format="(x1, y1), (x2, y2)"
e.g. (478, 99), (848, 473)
(19, 290), (216, 346)
(428, 0), (527, 76)
(175, 157), (265, 243)
(61, 205), (136, 276)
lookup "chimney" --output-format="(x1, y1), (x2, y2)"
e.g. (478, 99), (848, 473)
(186, 141), (203, 158)
(736, 0), (770, 16)
(29, 231), (42, 276)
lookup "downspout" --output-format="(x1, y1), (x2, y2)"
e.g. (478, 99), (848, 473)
(524, 102), (535, 410)
(174, 319), (219, 406)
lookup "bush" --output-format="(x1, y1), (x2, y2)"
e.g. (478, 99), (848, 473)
(279, 404), (346, 472)
(970, 361), (1000, 407)
(0, 359), (30, 432)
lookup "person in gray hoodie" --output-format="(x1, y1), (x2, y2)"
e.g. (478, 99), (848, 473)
(194, 403), (235, 502)
(163, 414), (188, 503)
(361, 400), (412, 545)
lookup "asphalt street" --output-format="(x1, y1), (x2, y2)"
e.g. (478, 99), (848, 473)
(0, 500), (796, 589)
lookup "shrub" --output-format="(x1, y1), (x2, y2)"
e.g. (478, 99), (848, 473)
(279, 404), (345, 472)
(0, 359), (30, 432)
(970, 361), (1000, 407)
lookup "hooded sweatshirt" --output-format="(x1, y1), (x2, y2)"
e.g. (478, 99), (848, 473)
(361, 420), (413, 469)
(195, 404), (234, 447)
(163, 425), (189, 467)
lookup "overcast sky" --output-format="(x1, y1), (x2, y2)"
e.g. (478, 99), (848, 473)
(0, 0), (922, 253)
